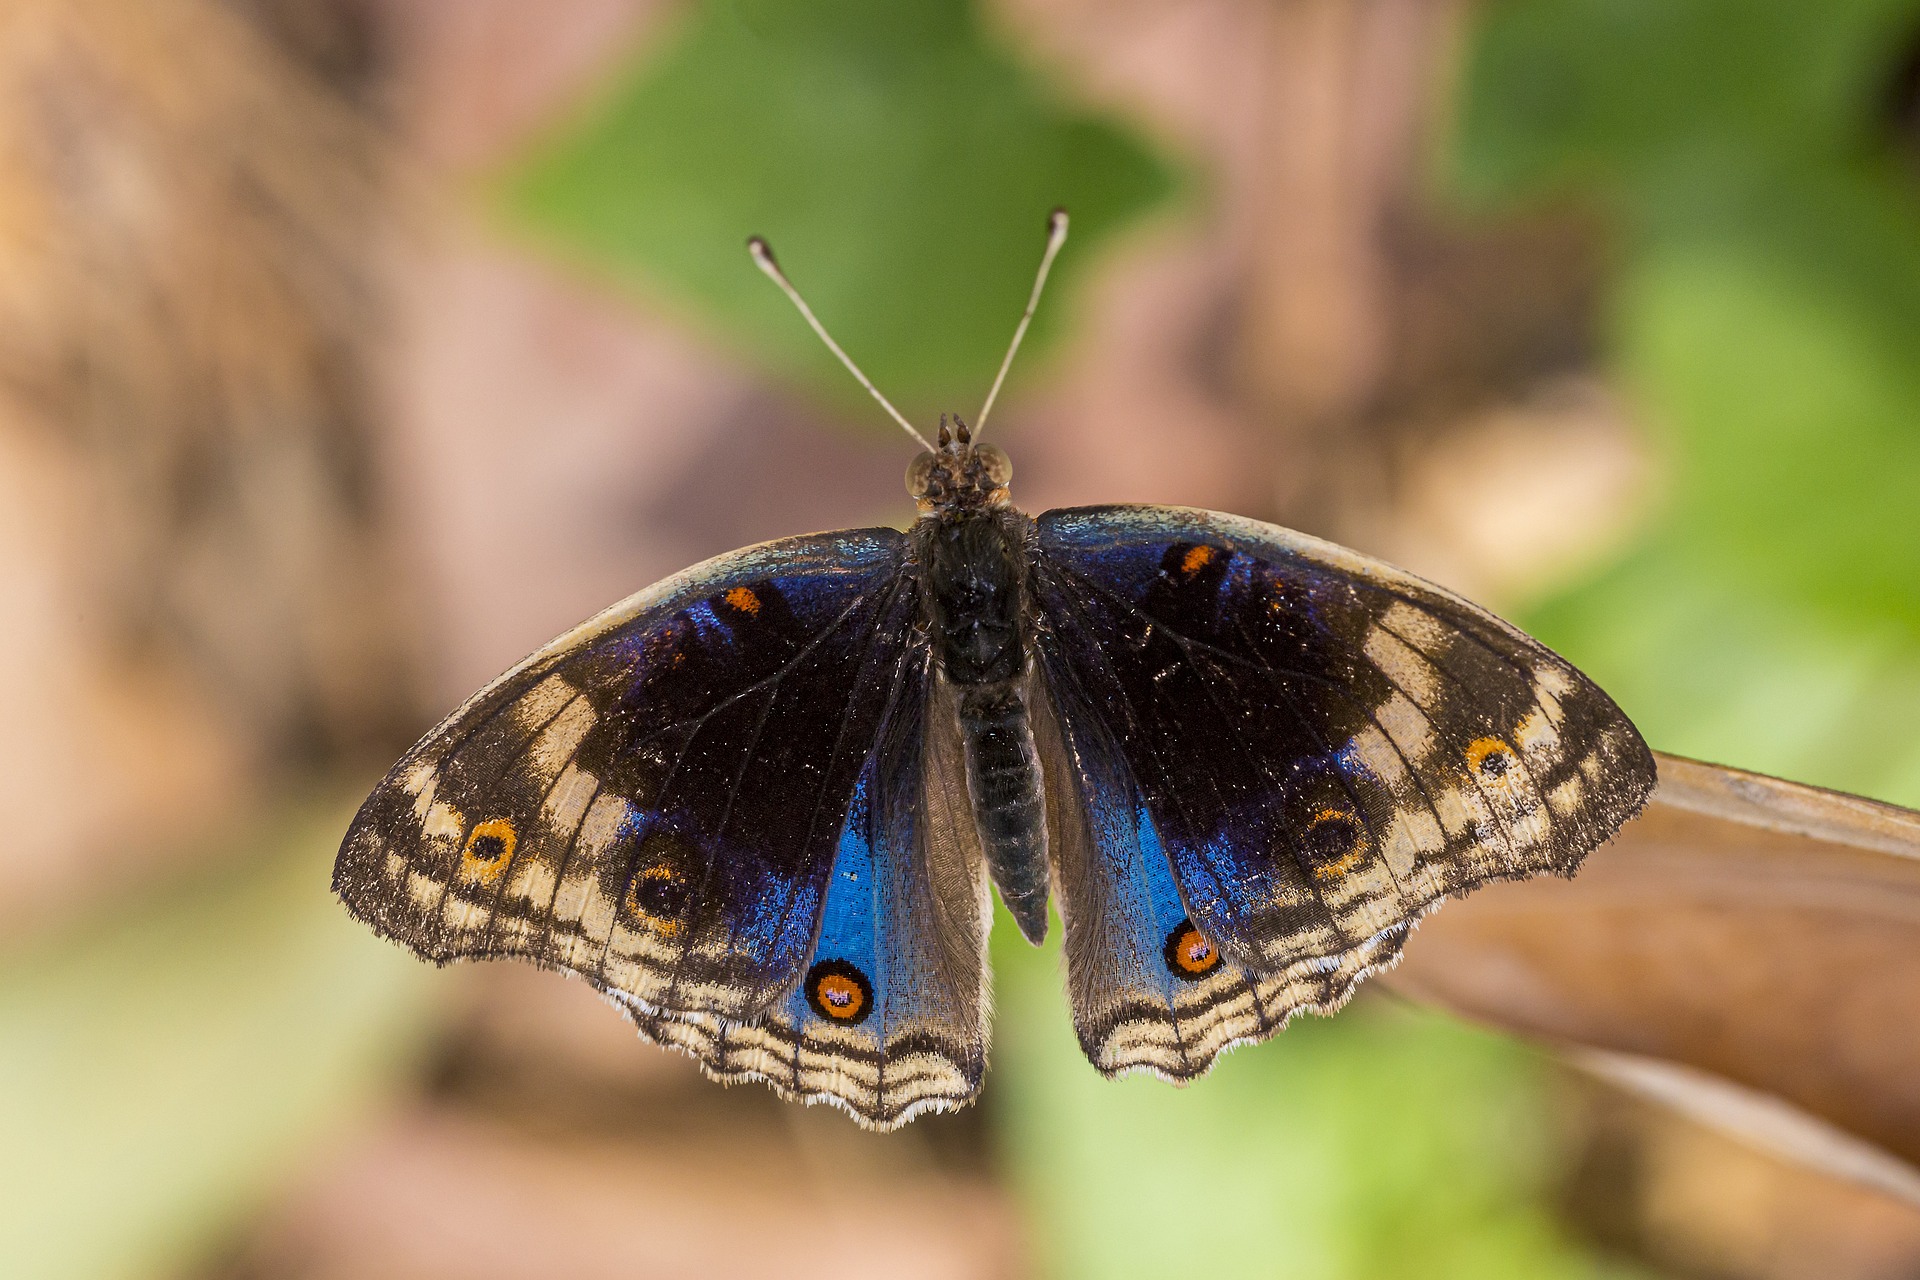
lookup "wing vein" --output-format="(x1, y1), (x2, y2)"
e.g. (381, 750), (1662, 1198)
(1031, 562), (1264, 946)
(587, 585), (889, 995)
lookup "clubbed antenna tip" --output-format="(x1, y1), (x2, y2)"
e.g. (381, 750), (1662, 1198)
(975, 209), (1070, 437)
(747, 235), (934, 451)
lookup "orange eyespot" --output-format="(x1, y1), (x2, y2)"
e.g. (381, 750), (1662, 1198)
(723, 586), (762, 616)
(1304, 808), (1365, 881)
(805, 959), (873, 1024)
(1464, 736), (1517, 781)
(1163, 919), (1222, 981)
(1180, 545), (1215, 575)
(816, 975), (864, 1017)
(460, 818), (516, 884)
(625, 864), (690, 937)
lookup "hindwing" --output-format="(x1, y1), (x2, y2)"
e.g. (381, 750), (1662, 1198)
(1033, 667), (1409, 1081)
(624, 668), (994, 1127)
(1031, 504), (1655, 1072)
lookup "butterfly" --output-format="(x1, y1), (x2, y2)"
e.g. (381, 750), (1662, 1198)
(334, 211), (1655, 1129)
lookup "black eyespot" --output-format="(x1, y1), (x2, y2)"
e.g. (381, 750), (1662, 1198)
(1299, 809), (1366, 882)
(619, 828), (702, 929)
(1466, 736), (1518, 780)
(627, 868), (689, 920)
(459, 818), (518, 883)
(1305, 814), (1359, 863)
(805, 958), (874, 1024)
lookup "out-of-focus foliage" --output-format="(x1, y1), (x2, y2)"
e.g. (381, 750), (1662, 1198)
(991, 913), (1638, 1280)
(0, 803), (436, 1280)
(1453, 0), (1920, 804)
(499, 0), (1174, 420)
(1400, 0), (1920, 1215)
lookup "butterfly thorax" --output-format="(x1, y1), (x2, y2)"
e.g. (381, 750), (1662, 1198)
(918, 507), (1029, 683)
(911, 451), (1050, 943)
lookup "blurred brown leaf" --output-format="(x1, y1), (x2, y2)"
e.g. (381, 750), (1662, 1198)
(0, 0), (416, 927)
(1387, 751), (1920, 1202)
(0, 0), (413, 768)
(1603, 1096), (1920, 1280)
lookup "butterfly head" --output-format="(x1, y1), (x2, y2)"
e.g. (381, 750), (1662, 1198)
(907, 415), (1013, 516)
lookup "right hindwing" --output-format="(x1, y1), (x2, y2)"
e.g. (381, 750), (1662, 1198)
(1031, 669), (1408, 1081)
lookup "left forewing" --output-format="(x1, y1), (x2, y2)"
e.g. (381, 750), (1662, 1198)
(333, 528), (918, 1026)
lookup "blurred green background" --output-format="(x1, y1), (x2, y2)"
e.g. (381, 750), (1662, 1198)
(4, 0), (1919, 1276)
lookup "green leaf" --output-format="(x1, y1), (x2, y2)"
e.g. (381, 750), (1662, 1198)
(1624, 222), (1920, 635)
(498, 0), (1176, 424)
(989, 911), (1635, 1280)
(1451, 0), (1920, 204)
(0, 802), (440, 1280)
(1454, 0), (1920, 807)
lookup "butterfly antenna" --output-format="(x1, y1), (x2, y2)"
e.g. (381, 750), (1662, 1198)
(748, 236), (935, 452)
(974, 207), (1069, 438)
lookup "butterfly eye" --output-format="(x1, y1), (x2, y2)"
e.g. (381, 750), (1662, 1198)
(906, 450), (937, 499)
(974, 442), (1012, 489)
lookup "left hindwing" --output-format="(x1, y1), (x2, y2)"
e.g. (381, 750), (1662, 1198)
(624, 669), (994, 1128)
(1030, 505), (1654, 1075)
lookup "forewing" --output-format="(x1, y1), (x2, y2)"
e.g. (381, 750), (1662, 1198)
(1032, 505), (1654, 1022)
(333, 528), (918, 1023)
(624, 667), (994, 1128)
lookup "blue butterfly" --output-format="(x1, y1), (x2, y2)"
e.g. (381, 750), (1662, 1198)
(335, 212), (1654, 1129)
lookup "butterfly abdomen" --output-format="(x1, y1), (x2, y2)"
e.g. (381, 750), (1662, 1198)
(918, 506), (1051, 943)
(955, 681), (1049, 941)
